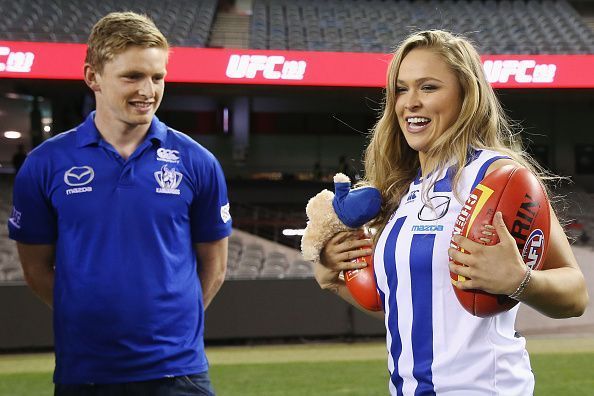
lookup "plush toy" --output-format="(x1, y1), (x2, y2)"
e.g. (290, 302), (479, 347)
(301, 173), (382, 264)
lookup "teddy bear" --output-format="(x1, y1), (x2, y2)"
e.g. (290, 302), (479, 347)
(301, 173), (382, 264)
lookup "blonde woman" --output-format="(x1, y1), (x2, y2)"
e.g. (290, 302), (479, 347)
(315, 30), (588, 395)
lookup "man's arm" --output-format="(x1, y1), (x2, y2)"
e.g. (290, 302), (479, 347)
(16, 243), (55, 308)
(194, 238), (228, 309)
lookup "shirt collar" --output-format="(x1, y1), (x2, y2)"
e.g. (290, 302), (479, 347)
(76, 111), (167, 148)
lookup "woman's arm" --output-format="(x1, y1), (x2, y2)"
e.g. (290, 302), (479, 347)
(315, 231), (384, 320)
(448, 159), (588, 318)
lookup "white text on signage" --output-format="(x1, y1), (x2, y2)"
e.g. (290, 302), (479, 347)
(226, 55), (306, 80)
(0, 47), (35, 73)
(483, 60), (556, 84)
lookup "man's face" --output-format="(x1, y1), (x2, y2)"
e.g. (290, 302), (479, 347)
(89, 46), (168, 129)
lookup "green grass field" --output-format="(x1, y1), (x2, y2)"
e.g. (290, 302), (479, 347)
(1, 337), (593, 395)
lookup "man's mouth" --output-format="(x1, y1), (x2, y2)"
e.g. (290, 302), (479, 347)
(130, 101), (154, 110)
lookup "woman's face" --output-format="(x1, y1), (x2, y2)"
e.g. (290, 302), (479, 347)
(395, 48), (463, 158)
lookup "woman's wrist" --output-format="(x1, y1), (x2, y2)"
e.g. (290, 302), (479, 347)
(508, 265), (532, 300)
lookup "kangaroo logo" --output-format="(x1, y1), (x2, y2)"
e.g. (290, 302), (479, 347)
(154, 165), (183, 195)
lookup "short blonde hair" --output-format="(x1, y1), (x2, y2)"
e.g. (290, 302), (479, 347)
(85, 12), (169, 73)
(364, 30), (548, 237)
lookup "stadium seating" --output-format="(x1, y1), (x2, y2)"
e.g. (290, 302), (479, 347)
(0, 0), (218, 47)
(250, 0), (594, 54)
(0, 0), (591, 54)
(224, 231), (309, 280)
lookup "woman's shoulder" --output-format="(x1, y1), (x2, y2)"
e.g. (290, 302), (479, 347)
(467, 148), (520, 177)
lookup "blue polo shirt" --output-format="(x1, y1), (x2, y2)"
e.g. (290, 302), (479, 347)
(8, 112), (232, 384)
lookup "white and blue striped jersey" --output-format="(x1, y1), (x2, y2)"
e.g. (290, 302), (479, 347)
(374, 150), (534, 396)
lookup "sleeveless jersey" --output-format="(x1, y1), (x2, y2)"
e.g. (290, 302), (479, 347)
(374, 150), (534, 396)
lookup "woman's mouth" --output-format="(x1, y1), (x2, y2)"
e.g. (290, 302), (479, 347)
(406, 116), (431, 132)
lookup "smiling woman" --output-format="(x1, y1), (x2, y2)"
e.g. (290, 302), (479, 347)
(314, 30), (588, 396)
(395, 49), (462, 167)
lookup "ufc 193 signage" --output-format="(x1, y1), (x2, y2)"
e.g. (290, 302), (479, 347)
(1, 41), (593, 88)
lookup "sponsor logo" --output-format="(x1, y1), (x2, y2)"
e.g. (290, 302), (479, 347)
(451, 184), (493, 282)
(8, 207), (21, 229)
(452, 184), (493, 239)
(64, 166), (94, 186)
(522, 229), (545, 269)
(0, 46), (34, 73)
(155, 164), (183, 195)
(483, 60), (556, 84)
(220, 203), (231, 223)
(412, 224), (444, 232)
(405, 189), (418, 204)
(418, 196), (451, 221)
(510, 193), (540, 251)
(344, 269), (362, 282)
(226, 54), (307, 80)
(64, 166), (94, 195)
(157, 148), (180, 163)
(66, 187), (92, 195)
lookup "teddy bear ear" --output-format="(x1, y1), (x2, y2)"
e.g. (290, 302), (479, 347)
(305, 189), (333, 217)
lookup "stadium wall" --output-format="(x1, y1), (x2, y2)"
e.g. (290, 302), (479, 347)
(3, 244), (594, 351)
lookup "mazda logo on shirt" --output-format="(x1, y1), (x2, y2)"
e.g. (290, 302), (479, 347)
(64, 166), (95, 187)
(418, 196), (451, 221)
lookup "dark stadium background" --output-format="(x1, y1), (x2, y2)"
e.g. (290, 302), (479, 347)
(0, 0), (593, 350)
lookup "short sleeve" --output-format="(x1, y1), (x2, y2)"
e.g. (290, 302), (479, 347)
(7, 156), (57, 244)
(190, 156), (232, 243)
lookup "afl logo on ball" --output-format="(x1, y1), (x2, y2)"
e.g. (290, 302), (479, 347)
(521, 229), (545, 269)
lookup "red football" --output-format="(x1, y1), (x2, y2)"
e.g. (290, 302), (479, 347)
(450, 165), (550, 317)
(345, 253), (383, 312)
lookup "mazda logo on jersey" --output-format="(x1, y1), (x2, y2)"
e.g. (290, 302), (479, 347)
(64, 166), (94, 187)
(418, 196), (450, 221)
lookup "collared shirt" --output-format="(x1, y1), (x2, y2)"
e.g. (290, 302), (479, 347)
(8, 112), (232, 384)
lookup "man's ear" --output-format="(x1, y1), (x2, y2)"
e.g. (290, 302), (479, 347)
(84, 64), (101, 92)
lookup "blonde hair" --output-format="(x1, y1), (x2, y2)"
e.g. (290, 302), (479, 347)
(85, 12), (169, 73)
(364, 30), (548, 237)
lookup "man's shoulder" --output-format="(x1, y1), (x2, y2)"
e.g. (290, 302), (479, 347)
(27, 128), (78, 161)
(163, 127), (218, 164)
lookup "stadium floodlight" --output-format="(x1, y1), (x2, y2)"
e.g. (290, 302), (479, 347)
(282, 229), (305, 236)
(3, 130), (21, 139)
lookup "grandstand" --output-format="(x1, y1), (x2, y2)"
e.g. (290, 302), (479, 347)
(251, 0), (594, 54)
(0, 0), (591, 54)
(0, 0), (217, 46)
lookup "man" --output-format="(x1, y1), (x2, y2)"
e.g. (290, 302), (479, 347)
(7, 12), (231, 395)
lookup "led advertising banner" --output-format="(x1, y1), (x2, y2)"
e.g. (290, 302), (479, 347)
(1, 41), (593, 88)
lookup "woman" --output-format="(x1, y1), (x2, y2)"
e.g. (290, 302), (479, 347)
(315, 30), (588, 395)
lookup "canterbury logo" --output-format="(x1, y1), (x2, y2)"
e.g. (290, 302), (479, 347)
(157, 148), (180, 163)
